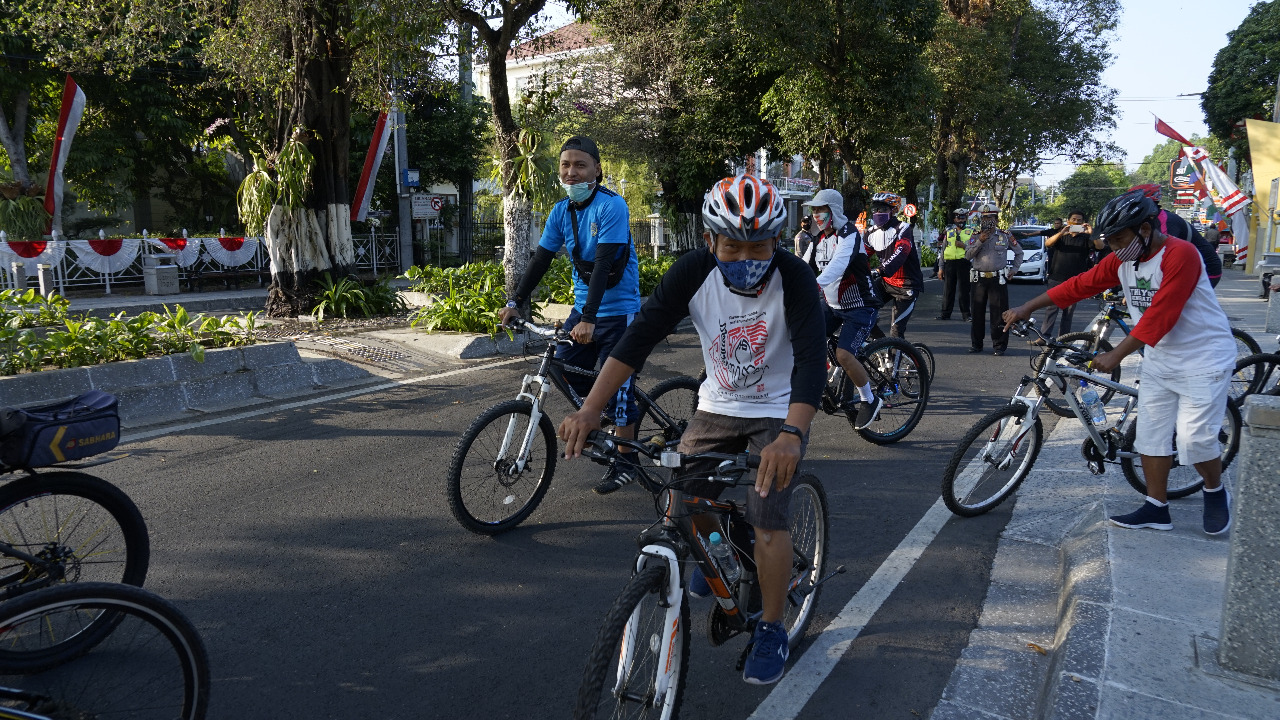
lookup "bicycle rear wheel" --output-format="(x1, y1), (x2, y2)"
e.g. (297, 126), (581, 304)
(782, 474), (828, 649)
(575, 564), (688, 720)
(0, 582), (209, 720)
(853, 338), (929, 445)
(911, 342), (935, 385)
(636, 375), (700, 447)
(1231, 353), (1280, 403)
(445, 399), (557, 535)
(941, 406), (1043, 517)
(1032, 332), (1121, 418)
(1120, 401), (1241, 499)
(0, 472), (150, 593)
(1232, 327), (1261, 364)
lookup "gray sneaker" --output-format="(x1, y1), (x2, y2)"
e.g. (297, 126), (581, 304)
(1204, 487), (1231, 535)
(852, 398), (883, 430)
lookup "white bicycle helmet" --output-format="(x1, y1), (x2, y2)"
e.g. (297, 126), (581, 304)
(870, 192), (903, 211)
(702, 175), (787, 242)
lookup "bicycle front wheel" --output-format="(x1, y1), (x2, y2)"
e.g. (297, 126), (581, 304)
(783, 474), (828, 649)
(1231, 353), (1280, 403)
(575, 564), (688, 720)
(636, 375), (701, 447)
(855, 338), (930, 445)
(1120, 401), (1241, 499)
(1232, 327), (1261, 364)
(911, 342), (936, 385)
(446, 399), (558, 535)
(942, 406), (1043, 517)
(0, 582), (209, 720)
(1034, 332), (1120, 418)
(0, 471), (150, 593)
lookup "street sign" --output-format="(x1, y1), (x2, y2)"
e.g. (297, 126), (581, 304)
(1171, 156), (1193, 190)
(411, 193), (443, 219)
(403, 169), (420, 188)
(903, 203), (917, 218)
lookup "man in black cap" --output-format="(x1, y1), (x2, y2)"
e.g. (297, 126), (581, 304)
(498, 136), (644, 495)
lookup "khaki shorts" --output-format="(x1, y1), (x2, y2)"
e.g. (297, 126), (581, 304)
(676, 411), (805, 531)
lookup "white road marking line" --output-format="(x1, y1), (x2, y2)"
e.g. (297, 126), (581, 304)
(749, 498), (953, 720)
(123, 356), (528, 443)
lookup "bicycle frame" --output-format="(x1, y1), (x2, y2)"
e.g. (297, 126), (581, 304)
(1010, 355), (1141, 465)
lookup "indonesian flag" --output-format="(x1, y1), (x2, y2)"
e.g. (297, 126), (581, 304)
(1153, 115), (1192, 146)
(0, 236), (66, 274)
(70, 235), (140, 273)
(350, 112), (392, 222)
(43, 75), (87, 234)
(1184, 146), (1252, 216)
(203, 235), (259, 267)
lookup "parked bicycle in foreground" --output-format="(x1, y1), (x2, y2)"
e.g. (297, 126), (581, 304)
(1230, 333), (1280, 403)
(573, 433), (836, 720)
(941, 320), (1240, 517)
(446, 319), (701, 534)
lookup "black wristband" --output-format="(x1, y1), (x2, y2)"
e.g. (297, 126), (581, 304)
(778, 424), (805, 441)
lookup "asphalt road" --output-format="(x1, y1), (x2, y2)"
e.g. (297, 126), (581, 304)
(91, 278), (1057, 719)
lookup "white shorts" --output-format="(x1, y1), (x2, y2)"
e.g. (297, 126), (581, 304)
(1133, 368), (1232, 465)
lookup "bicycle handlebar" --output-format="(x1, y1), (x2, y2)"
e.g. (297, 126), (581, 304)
(1010, 320), (1095, 368)
(581, 431), (759, 481)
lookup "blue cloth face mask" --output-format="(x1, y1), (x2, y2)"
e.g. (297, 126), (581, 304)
(872, 212), (892, 228)
(714, 252), (776, 291)
(562, 181), (595, 203)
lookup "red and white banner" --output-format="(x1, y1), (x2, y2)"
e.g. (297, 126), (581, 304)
(146, 236), (202, 267)
(203, 236), (259, 267)
(1184, 146), (1251, 216)
(351, 112), (392, 222)
(70, 235), (140, 273)
(0, 238), (66, 274)
(1153, 115), (1192, 146)
(43, 75), (87, 234)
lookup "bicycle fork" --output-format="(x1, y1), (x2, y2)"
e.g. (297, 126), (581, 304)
(498, 374), (550, 474)
(615, 545), (684, 706)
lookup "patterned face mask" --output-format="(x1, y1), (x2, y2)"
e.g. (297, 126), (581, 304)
(980, 215), (998, 231)
(714, 252), (777, 291)
(811, 211), (831, 229)
(1113, 231), (1147, 263)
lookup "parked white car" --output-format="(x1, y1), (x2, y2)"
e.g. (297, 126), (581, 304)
(1008, 225), (1049, 283)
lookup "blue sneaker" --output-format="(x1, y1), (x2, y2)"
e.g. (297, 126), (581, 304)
(743, 620), (789, 685)
(688, 567), (712, 598)
(1204, 487), (1231, 536)
(1109, 500), (1172, 530)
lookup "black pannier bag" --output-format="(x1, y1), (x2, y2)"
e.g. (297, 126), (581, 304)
(0, 390), (121, 469)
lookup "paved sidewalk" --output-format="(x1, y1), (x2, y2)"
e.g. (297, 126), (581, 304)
(931, 269), (1280, 720)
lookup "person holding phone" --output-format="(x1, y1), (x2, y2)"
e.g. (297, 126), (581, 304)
(1040, 209), (1104, 338)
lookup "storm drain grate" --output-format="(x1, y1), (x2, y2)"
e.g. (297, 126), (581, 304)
(301, 336), (409, 362)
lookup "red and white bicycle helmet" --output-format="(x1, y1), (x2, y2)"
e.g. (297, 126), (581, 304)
(702, 174), (787, 242)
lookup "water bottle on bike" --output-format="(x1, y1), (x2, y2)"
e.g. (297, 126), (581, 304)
(1079, 379), (1106, 425)
(706, 532), (741, 586)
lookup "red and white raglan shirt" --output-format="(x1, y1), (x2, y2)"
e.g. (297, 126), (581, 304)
(609, 248), (827, 418)
(1047, 238), (1235, 378)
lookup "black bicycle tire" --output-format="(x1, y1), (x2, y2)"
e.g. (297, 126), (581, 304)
(941, 406), (1044, 517)
(1119, 400), (1241, 500)
(1232, 326), (1262, 362)
(911, 342), (936, 385)
(782, 473), (828, 649)
(0, 581), (209, 719)
(574, 564), (688, 720)
(636, 375), (701, 446)
(0, 471), (150, 592)
(854, 337), (930, 445)
(1231, 353), (1280, 402)
(1037, 332), (1120, 418)
(445, 399), (557, 535)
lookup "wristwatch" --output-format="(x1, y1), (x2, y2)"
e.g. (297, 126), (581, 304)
(778, 424), (805, 441)
(505, 300), (518, 309)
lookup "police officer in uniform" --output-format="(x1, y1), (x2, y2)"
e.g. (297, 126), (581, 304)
(965, 202), (1023, 355)
(936, 208), (972, 321)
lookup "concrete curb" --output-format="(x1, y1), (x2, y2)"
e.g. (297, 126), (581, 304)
(0, 341), (375, 427)
(72, 291), (269, 319)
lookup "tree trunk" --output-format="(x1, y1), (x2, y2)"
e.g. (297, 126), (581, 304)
(501, 189), (532, 298)
(0, 87), (32, 189)
(263, 19), (354, 318)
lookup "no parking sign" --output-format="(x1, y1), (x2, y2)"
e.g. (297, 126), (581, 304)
(903, 204), (917, 218)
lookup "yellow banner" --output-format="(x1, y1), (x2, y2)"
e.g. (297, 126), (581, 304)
(1245, 119), (1280, 272)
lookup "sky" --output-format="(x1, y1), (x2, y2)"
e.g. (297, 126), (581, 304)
(532, 0), (1260, 186)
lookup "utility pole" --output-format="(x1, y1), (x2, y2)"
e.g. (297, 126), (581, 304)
(1273, 69), (1280, 123)
(458, 24), (475, 262)
(393, 78), (413, 271)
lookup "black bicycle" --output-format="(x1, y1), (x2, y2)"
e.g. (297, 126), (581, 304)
(0, 582), (209, 720)
(446, 319), (701, 534)
(573, 433), (834, 720)
(1230, 333), (1280, 403)
(821, 332), (931, 444)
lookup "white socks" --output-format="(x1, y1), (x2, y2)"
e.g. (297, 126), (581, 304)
(858, 383), (874, 402)
(1145, 496), (1168, 508)
(1204, 485), (1224, 494)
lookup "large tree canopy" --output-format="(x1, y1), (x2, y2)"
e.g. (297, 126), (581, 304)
(1203, 0), (1280, 159)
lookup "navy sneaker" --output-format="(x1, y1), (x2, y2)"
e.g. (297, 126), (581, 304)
(1204, 487), (1232, 536)
(688, 567), (712, 599)
(743, 620), (789, 685)
(593, 458), (639, 495)
(1110, 500), (1173, 530)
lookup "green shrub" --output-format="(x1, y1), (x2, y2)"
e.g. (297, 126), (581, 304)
(409, 272), (510, 334)
(311, 273), (371, 322)
(1, 289), (71, 329)
(639, 254), (676, 297)
(364, 278), (408, 316)
(401, 262), (505, 297)
(536, 256), (575, 304)
(919, 245), (938, 268)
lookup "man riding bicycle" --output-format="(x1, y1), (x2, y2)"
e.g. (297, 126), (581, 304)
(558, 174), (826, 685)
(1129, 183), (1222, 287)
(1003, 190), (1234, 535)
(865, 192), (923, 338)
(800, 188), (884, 430)
(498, 136), (643, 495)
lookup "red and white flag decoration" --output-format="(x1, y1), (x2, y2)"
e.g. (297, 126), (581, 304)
(203, 235), (259, 267)
(70, 233), (140, 273)
(1183, 146), (1252, 216)
(146, 236), (202, 267)
(43, 75), (87, 234)
(350, 112), (392, 222)
(0, 236), (66, 274)
(1153, 115), (1193, 146)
